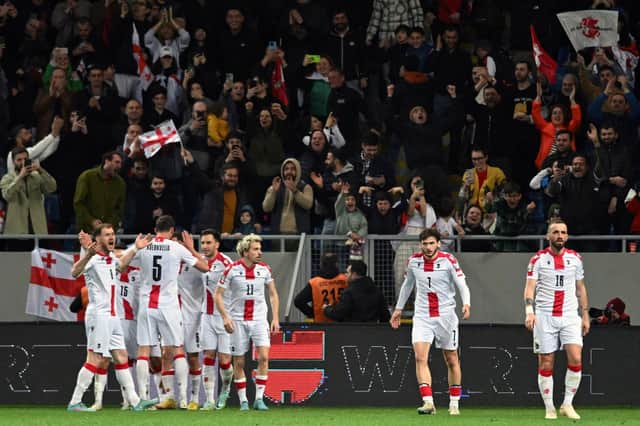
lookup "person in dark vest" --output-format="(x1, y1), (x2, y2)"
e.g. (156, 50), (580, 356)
(294, 253), (348, 323)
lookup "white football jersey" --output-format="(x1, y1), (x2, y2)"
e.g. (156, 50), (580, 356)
(527, 248), (584, 317)
(83, 252), (119, 317)
(131, 237), (198, 310)
(397, 251), (466, 319)
(178, 254), (205, 322)
(203, 252), (232, 316)
(116, 265), (140, 321)
(217, 260), (273, 321)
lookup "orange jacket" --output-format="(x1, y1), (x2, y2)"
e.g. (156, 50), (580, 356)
(531, 99), (581, 169)
(309, 274), (348, 323)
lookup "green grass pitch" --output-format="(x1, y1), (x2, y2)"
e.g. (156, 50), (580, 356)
(0, 406), (637, 426)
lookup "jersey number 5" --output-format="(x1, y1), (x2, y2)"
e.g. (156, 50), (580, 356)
(152, 255), (162, 281)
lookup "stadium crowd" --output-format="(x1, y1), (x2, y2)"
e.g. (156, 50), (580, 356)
(0, 0), (640, 254)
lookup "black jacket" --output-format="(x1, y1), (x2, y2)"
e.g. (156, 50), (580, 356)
(321, 28), (366, 81)
(547, 173), (603, 235)
(323, 276), (390, 322)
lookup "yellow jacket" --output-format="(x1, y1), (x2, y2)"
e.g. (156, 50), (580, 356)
(207, 114), (230, 144)
(458, 166), (506, 211)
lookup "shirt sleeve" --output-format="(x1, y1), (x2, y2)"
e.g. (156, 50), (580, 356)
(575, 256), (584, 281)
(395, 260), (416, 310)
(178, 243), (198, 267)
(527, 254), (540, 280)
(217, 265), (233, 289)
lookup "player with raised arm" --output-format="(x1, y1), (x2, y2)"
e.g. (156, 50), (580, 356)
(119, 215), (209, 409)
(524, 219), (590, 420)
(390, 229), (471, 416)
(215, 234), (280, 411)
(67, 224), (157, 412)
(173, 231), (206, 410)
(198, 229), (233, 410)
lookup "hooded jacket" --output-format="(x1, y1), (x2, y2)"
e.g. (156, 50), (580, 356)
(262, 158), (314, 234)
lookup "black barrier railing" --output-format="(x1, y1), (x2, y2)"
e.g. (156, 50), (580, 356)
(1, 322), (637, 406)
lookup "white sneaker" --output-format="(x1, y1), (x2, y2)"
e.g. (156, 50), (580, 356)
(121, 401), (130, 411)
(89, 402), (102, 411)
(559, 405), (580, 420)
(545, 409), (558, 420)
(448, 405), (460, 415)
(179, 400), (188, 409)
(417, 401), (436, 415)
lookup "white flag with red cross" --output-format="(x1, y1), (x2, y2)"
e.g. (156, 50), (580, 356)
(139, 120), (182, 158)
(557, 10), (619, 52)
(132, 23), (153, 91)
(25, 249), (85, 321)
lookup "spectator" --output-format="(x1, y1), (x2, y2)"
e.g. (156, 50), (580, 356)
(186, 157), (250, 235)
(300, 55), (333, 119)
(301, 113), (346, 151)
(248, 107), (286, 200)
(113, 99), (148, 149)
(386, 24), (410, 84)
(485, 181), (536, 252)
(546, 154), (602, 252)
(590, 297), (630, 327)
(366, 0), (423, 47)
(69, 17), (105, 72)
(6, 117), (63, 174)
(212, 132), (255, 186)
(540, 130), (576, 170)
(352, 131), (395, 208)
(298, 129), (330, 184)
(133, 174), (181, 233)
(206, 101), (230, 148)
(334, 183), (368, 261)
(323, 260), (390, 323)
(457, 147), (506, 213)
(294, 252), (347, 323)
(149, 46), (185, 117)
(143, 84), (178, 126)
(179, 100), (214, 172)
(386, 55), (431, 126)
(42, 47), (83, 93)
(224, 204), (261, 239)
(218, 8), (261, 83)
(262, 158), (314, 239)
(73, 150), (126, 233)
(435, 196), (465, 253)
(144, 6), (190, 69)
(33, 67), (74, 140)
(625, 185), (640, 248)
(123, 158), (150, 233)
(460, 204), (491, 252)
(589, 123), (632, 239)
(182, 26), (218, 99)
(322, 10), (366, 88)
(219, 79), (246, 133)
(405, 27), (433, 74)
(51, 0), (91, 48)
(532, 80), (581, 169)
(0, 147), (57, 236)
(327, 67), (367, 155)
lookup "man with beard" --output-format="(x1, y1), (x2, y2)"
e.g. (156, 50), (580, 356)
(524, 220), (590, 420)
(322, 10), (366, 90)
(262, 158), (314, 239)
(74, 150), (126, 233)
(6, 117), (63, 174)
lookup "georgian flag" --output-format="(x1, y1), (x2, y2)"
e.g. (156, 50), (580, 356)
(139, 120), (181, 158)
(557, 10), (619, 52)
(132, 23), (153, 90)
(271, 57), (289, 106)
(25, 249), (85, 321)
(530, 25), (558, 85)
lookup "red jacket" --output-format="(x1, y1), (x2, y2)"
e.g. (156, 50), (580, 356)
(626, 197), (640, 233)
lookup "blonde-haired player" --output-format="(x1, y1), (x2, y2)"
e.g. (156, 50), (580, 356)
(215, 234), (280, 411)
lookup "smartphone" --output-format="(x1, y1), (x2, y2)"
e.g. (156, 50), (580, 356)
(225, 73), (234, 83)
(268, 40), (278, 50)
(24, 158), (32, 167)
(195, 110), (206, 122)
(307, 54), (321, 63)
(415, 179), (424, 189)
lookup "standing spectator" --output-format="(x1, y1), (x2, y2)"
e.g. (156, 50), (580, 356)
(113, 99), (148, 149)
(262, 158), (314, 239)
(212, 132), (255, 186)
(352, 132), (395, 208)
(532, 81), (581, 170)
(294, 252), (348, 323)
(0, 147), (57, 237)
(179, 100), (213, 172)
(218, 8), (261, 83)
(435, 196), (465, 253)
(142, 84), (177, 125)
(366, 0), (423, 47)
(457, 148), (506, 214)
(460, 204), (491, 252)
(546, 155), (602, 252)
(69, 18), (105, 71)
(322, 10), (366, 88)
(74, 150), (126, 232)
(298, 129), (330, 184)
(51, 0), (91, 48)
(327, 67), (367, 155)
(123, 158), (150, 233)
(108, 0), (151, 101)
(6, 117), (63, 175)
(541, 131), (576, 170)
(219, 80), (246, 133)
(323, 260), (390, 323)
(485, 181), (536, 252)
(133, 174), (181, 233)
(33, 68), (74, 140)
(300, 55), (333, 120)
(149, 46), (185, 117)
(334, 183), (368, 262)
(144, 6), (190, 69)
(248, 107), (286, 203)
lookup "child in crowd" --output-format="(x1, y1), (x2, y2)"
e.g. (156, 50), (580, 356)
(222, 204), (260, 239)
(435, 197), (465, 253)
(485, 181), (536, 252)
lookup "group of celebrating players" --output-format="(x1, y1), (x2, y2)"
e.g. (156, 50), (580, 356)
(67, 215), (279, 412)
(67, 214), (590, 420)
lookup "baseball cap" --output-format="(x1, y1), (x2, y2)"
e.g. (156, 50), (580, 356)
(159, 45), (173, 58)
